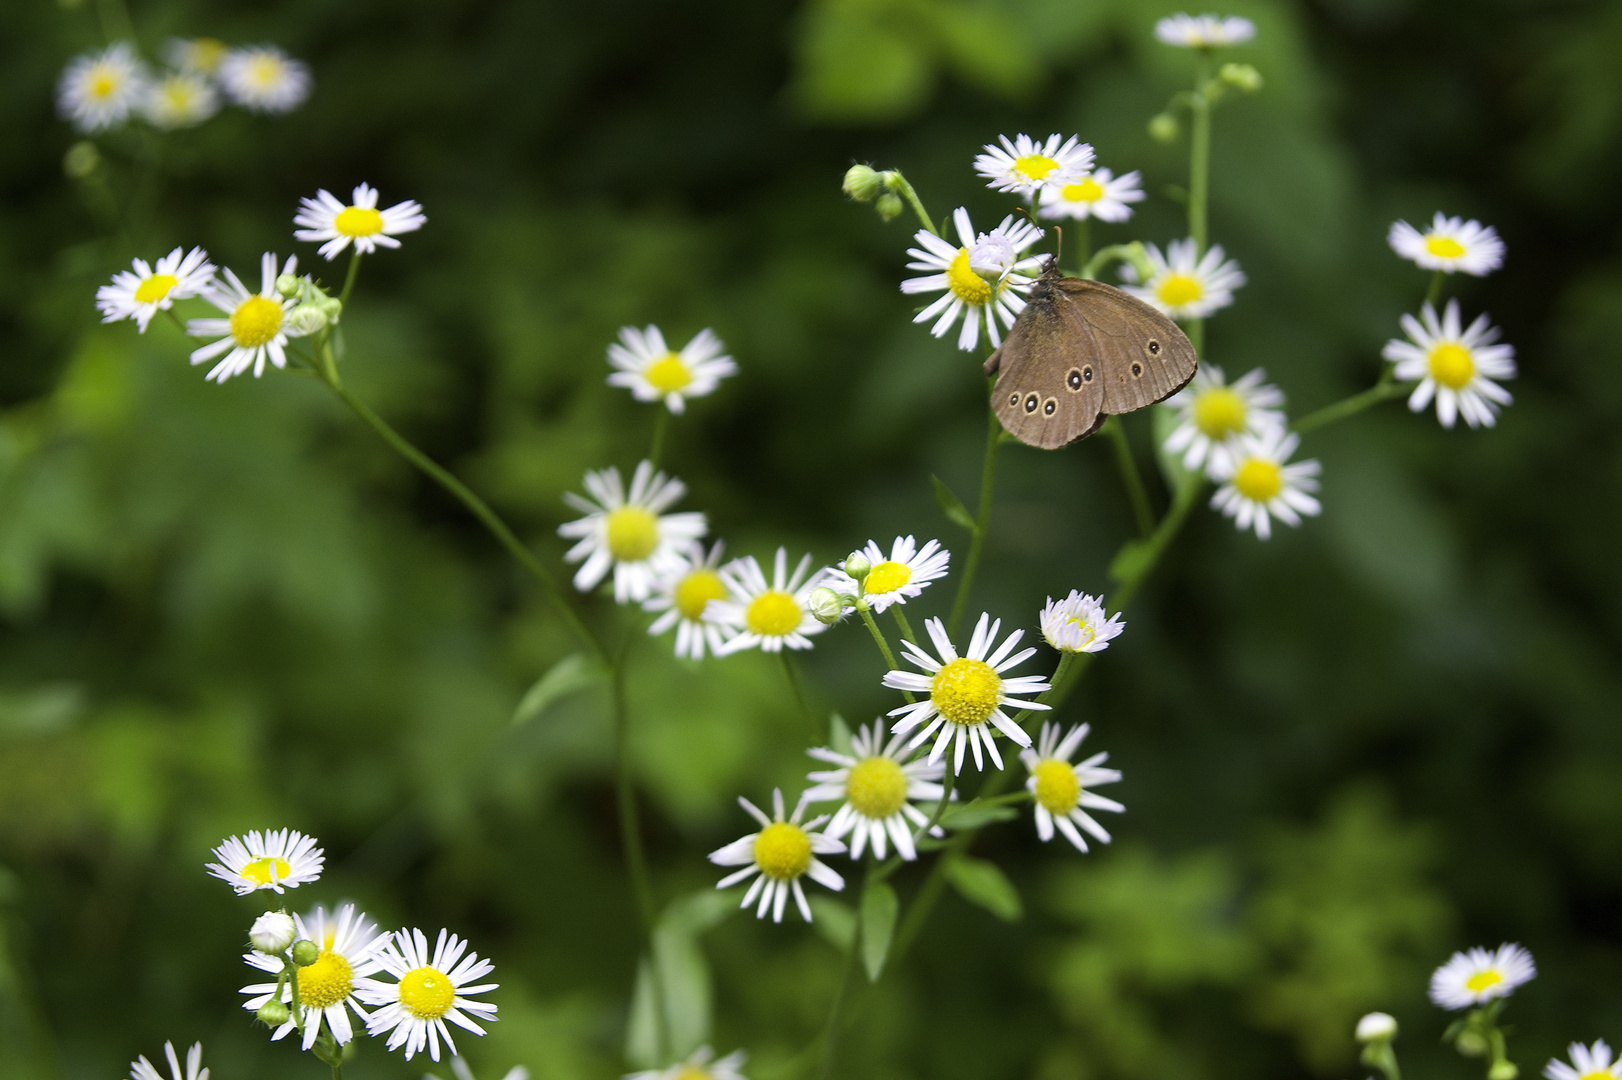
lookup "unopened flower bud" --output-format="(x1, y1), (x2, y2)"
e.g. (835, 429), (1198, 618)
(1355, 1012), (1397, 1043)
(1489, 1062), (1519, 1080)
(1148, 113), (1181, 144)
(290, 938), (320, 967)
(275, 273), (303, 299)
(807, 586), (843, 626)
(842, 552), (871, 579)
(843, 164), (886, 203)
(1220, 62), (1263, 92)
(63, 141), (101, 180)
(256, 999), (291, 1027)
(284, 305), (328, 336)
(875, 193), (903, 222)
(319, 297), (344, 324)
(1455, 1030), (1489, 1058)
(250, 911), (297, 954)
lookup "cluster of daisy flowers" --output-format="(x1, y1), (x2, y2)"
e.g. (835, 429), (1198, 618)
(58, 38), (311, 134)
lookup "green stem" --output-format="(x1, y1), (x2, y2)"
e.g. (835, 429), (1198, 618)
(857, 605), (900, 673)
(947, 401), (1001, 638)
(95, 0), (136, 44)
(1291, 379), (1409, 435)
(1102, 417), (1154, 537)
(778, 651), (820, 740)
(612, 628), (656, 931)
(1187, 317), (1204, 358)
(890, 606), (918, 645)
(338, 252), (363, 309)
(887, 173), (938, 236)
(648, 409), (670, 469)
(1425, 269), (1446, 309)
(1072, 218), (1091, 277)
(911, 762), (956, 843)
(815, 866), (869, 1080)
(1190, 53), (1212, 254)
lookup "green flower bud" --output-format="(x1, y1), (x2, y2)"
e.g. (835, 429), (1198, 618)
(875, 193), (903, 222)
(843, 552), (871, 579)
(1356, 1012), (1396, 1042)
(807, 587), (844, 626)
(1489, 1062), (1519, 1080)
(842, 164), (886, 203)
(1220, 62), (1263, 92)
(250, 911), (297, 954)
(1455, 1030), (1489, 1058)
(284, 305), (329, 336)
(1148, 114), (1180, 144)
(275, 273), (304, 299)
(257, 999), (291, 1027)
(290, 938), (320, 966)
(63, 141), (102, 180)
(319, 297), (344, 324)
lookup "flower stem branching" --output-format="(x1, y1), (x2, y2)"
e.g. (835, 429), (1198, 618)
(947, 399), (1002, 637)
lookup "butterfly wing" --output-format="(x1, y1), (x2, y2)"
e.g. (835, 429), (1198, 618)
(986, 285), (1107, 449)
(1053, 279), (1198, 414)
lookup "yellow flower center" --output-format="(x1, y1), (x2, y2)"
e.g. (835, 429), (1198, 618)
(846, 756), (909, 819)
(1465, 969), (1502, 993)
(674, 568), (727, 622)
(334, 206), (384, 237)
(1577, 1073), (1609, 1080)
(1061, 178), (1105, 204)
(754, 822), (812, 880)
(91, 71), (118, 99)
(190, 39), (228, 72)
(160, 79), (197, 111)
(644, 353), (693, 394)
(1063, 616), (1097, 649)
(1233, 459), (1284, 502)
(863, 560), (912, 595)
(930, 657), (1001, 727)
(1032, 759), (1080, 814)
(946, 249), (994, 306)
(604, 506), (660, 561)
(746, 590), (802, 637)
(398, 966), (456, 1019)
(134, 274), (178, 304)
(1192, 387), (1247, 440)
(673, 1069), (711, 1080)
(239, 856), (292, 886)
(230, 295), (285, 348)
(249, 56), (285, 87)
(1012, 154), (1059, 181)
(1157, 273), (1204, 307)
(1425, 235), (1465, 259)
(1428, 342), (1475, 389)
(296, 949), (354, 1010)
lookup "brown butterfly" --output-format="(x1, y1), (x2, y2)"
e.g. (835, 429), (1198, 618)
(983, 262), (1198, 449)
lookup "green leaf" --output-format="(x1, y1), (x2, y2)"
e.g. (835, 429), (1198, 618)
(939, 799), (1019, 831)
(624, 958), (661, 1069)
(659, 888), (737, 937)
(650, 922), (711, 1062)
(808, 895), (856, 950)
(943, 855), (1023, 922)
(860, 880), (899, 981)
(511, 652), (606, 726)
(931, 475), (976, 531)
(1108, 539), (1155, 586)
(829, 712), (853, 756)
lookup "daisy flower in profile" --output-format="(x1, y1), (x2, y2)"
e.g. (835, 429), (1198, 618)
(141, 72), (219, 129)
(823, 536), (949, 614)
(1039, 591), (1125, 654)
(130, 1042), (208, 1080)
(902, 208), (1045, 352)
(1544, 1042), (1621, 1080)
(884, 614), (1050, 775)
(1388, 213), (1504, 276)
(57, 43), (148, 132)
(1155, 13), (1257, 47)
(1121, 238), (1245, 320)
(1382, 300), (1515, 429)
(1209, 429), (1321, 540)
(205, 828), (323, 894)
(709, 789), (845, 923)
(187, 252), (307, 382)
(1428, 943), (1536, 1010)
(218, 45), (311, 113)
(165, 38), (229, 75)
(974, 133), (1094, 200)
(294, 184), (427, 261)
(643, 540), (730, 660)
(96, 247), (215, 333)
(558, 460), (706, 604)
(627, 1046), (748, 1080)
(359, 928), (499, 1063)
(606, 325), (737, 414)
(1020, 722), (1124, 853)
(803, 721), (947, 861)
(1161, 364), (1287, 473)
(1039, 168), (1145, 223)
(708, 548), (831, 654)
(241, 904), (384, 1050)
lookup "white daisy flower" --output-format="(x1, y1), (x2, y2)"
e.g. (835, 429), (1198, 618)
(1388, 213), (1504, 276)
(129, 1042), (208, 1080)
(883, 613), (1051, 775)
(57, 43), (148, 133)
(218, 46), (311, 113)
(606, 325), (737, 414)
(1120, 238), (1245, 320)
(187, 252), (308, 382)
(974, 133), (1094, 200)
(902, 207), (1046, 352)
(96, 247), (215, 333)
(241, 904), (385, 1051)
(358, 928), (499, 1062)
(165, 38), (229, 75)
(1428, 943), (1536, 1010)
(803, 721), (948, 861)
(1020, 722), (1124, 852)
(709, 789), (845, 923)
(141, 72), (219, 129)
(1038, 168), (1145, 223)
(1038, 591), (1125, 654)
(707, 548), (831, 654)
(294, 183), (427, 261)
(558, 460), (706, 604)
(1155, 13), (1257, 47)
(627, 1046), (749, 1080)
(643, 540), (730, 660)
(1209, 429), (1321, 540)
(1161, 364), (1287, 474)
(822, 536), (949, 614)
(205, 828), (323, 895)
(1382, 300), (1515, 430)
(1545, 1041), (1622, 1080)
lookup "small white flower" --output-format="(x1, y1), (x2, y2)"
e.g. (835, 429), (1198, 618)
(218, 46), (311, 113)
(205, 828), (324, 894)
(187, 252), (308, 382)
(709, 789), (845, 923)
(822, 536), (949, 614)
(1209, 429), (1321, 540)
(242, 904), (385, 1050)
(359, 928), (499, 1062)
(1120, 238), (1245, 320)
(249, 911), (297, 954)
(1039, 591), (1124, 654)
(883, 613), (1050, 775)
(1428, 943), (1536, 1010)
(1356, 1013), (1398, 1042)
(1388, 213), (1504, 276)
(165, 38), (229, 75)
(902, 207), (1046, 352)
(707, 548), (831, 654)
(294, 183), (427, 261)
(58, 43), (148, 132)
(643, 541), (730, 660)
(974, 133), (1094, 199)
(1161, 364), (1287, 474)
(1382, 300), (1515, 430)
(96, 246), (215, 333)
(141, 71), (219, 129)
(626, 1046), (749, 1080)
(558, 460), (707, 604)
(1545, 1041), (1622, 1080)
(129, 1041), (208, 1080)
(1155, 13), (1257, 47)
(607, 325), (737, 414)
(1019, 722), (1123, 852)
(1038, 168), (1145, 223)
(803, 721), (947, 861)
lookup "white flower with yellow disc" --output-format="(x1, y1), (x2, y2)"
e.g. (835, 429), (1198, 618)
(902, 207), (1045, 352)
(359, 928), (499, 1062)
(823, 536), (949, 614)
(709, 788), (845, 923)
(241, 904), (385, 1050)
(1383, 300), (1515, 429)
(644, 541), (730, 659)
(1155, 13), (1256, 47)
(1039, 591), (1124, 654)
(1544, 1041), (1622, 1080)
(803, 721), (947, 861)
(883, 613), (1050, 775)
(1038, 168), (1145, 223)
(627, 1046), (748, 1080)
(974, 133), (1094, 200)
(218, 45), (311, 113)
(165, 38), (229, 75)
(1388, 213), (1504, 276)
(187, 252), (310, 382)
(295, 183), (427, 261)
(1209, 429), (1321, 540)
(607, 325), (737, 414)
(205, 828), (324, 894)
(558, 460), (707, 604)
(129, 1041), (208, 1080)
(57, 43), (148, 132)
(1120, 238), (1245, 321)
(141, 71), (219, 129)
(1161, 364), (1286, 474)
(708, 548), (831, 654)
(1428, 943), (1535, 1010)
(97, 247), (215, 333)
(1019, 722), (1123, 853)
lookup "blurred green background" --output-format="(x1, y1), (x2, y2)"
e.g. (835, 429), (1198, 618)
(4, 0), (1622, 1078)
